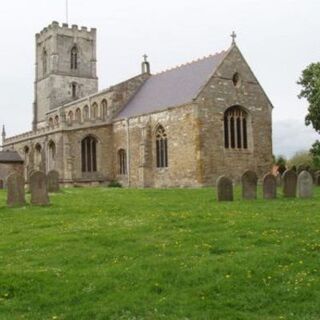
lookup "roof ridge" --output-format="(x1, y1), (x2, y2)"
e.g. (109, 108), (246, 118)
(153, 50), (227, 76)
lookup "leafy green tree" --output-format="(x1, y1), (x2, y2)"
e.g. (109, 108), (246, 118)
(288, 151), (313, 170)
(310, 140), (320, 169)
(298, 63), (320, 132)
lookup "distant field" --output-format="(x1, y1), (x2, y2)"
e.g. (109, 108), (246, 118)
(0, 187), (320, 320)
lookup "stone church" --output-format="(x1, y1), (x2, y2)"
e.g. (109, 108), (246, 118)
(2, 21), (273, 188)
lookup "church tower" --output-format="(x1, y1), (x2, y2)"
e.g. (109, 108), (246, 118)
(33, 21), (98, 130)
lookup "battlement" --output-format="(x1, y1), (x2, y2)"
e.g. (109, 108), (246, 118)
(36, 21), (96, 40)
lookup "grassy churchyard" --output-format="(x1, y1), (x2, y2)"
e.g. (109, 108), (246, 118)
(0, 187), (320, 320)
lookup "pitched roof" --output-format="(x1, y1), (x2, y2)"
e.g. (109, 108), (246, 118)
(117, 50), (227, 119)
(0, 151), (24, 163)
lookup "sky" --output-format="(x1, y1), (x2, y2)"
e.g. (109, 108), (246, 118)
(0, 0), (319, 158)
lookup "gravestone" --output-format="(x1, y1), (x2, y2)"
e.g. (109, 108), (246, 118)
(47, 170), (60, 192)
(263, 174), (277, 199)
(0, 179), (4, 189)
(241, 170), (258, 200)
(216, 176), (233, 201)
(276, 174), (282, 187)
(6, 173), (26, 207)
(282, 169), (297, 198)
(30, 171), (49, 205)
(297, 170), (313, 198)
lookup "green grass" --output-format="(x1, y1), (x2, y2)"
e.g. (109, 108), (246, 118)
(0, 187), (320, 320)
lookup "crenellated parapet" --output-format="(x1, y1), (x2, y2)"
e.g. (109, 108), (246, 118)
(36, 21), (96, 42)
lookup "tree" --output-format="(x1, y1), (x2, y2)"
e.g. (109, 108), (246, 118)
(275, 155), (287, 175)
(310, 140), (320, 169)
(287, 151), (313, 171)
(298, 63), (320, 133)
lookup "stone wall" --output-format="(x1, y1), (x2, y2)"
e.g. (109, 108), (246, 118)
(196, 45), (273, 184)
(0, 163), (24, 187)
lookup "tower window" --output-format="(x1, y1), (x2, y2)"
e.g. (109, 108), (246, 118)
(71, 46), (78, 70)
(42, 49), (48, 75)
(72, 83), (77, 98)
(224, 106), (248, 149)
(155, 125), (168, 168)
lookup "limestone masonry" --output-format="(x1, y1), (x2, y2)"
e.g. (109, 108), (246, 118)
(2, 21), (273, 187)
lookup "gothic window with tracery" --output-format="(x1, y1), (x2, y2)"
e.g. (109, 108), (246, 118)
(81, 136), (97, 173)
(224, 106), (248, 149)
(71, 46), (78, 70)
(101, 99), (108, 120)
(155, 125), (168, 168)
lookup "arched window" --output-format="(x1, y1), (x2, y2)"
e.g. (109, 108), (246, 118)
(155, 125), (168, 168)
(232, 72), (241, 88)
(83, 105), (89, 120)
(224, 106), (248, 149)
(68, 111), (73, 124)
(71, 46), (78, 70)
(91, 103), (98, 119)
(48, 117), (54, 128)
(72, 83), (77, 98)
(54, 115), (59, 126)
(42, 48), (48, 75)
(81, 136), (97, 173)
(48, 140), (56, 170)
(75, 108), (81, 122)
(35, 143), (42, 169)
(118, 149), (127, 175)
(101, 99), (108, 120)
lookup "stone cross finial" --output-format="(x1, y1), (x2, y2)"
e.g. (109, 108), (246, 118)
(231, 31), (237, 45)
(143, 54), (148, 62)
(2, 125), (6, 138)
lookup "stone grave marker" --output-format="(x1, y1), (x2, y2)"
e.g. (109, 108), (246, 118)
(263, 173), (277, 199)
(297, 170), (313, 198)
(30, 171), (49, 205)
(241, 170), (258, 200)
(216, 176), (233, 201)
(282, 169), (297, 198)
(7, 173), (26, 207)
(47, 170), (60, 193)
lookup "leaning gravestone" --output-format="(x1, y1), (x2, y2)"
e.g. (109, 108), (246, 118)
(263, 174), (277, 199)
(216, 176), (233, 201)
(282, 169), (297, 198)
(297, 170), (313, 198)
(47, 170), (60, 193)
(7, 173), (26, 207)
(30, 171), (49, 205)
(241, 170), (258, 200)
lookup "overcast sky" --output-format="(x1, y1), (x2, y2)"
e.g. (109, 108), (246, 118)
(0, 0), (319, 157)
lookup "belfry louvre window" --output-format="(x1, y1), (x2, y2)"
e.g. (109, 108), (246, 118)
(224, 106), (248, 149)
(156, 125), (168, 168)
(81, 136), (97, 172)
(118, 149), (127, 175)
(71, 46), (78, 70)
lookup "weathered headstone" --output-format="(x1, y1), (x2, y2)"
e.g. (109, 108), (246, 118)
(0, 179), (4, 189)
(47, 170), (60, 193)
(297, 170), (313, 198)
(216, 176), (233, 201)
(282, 169), (297, 198)
(30, 171), (49, 205)
(241, 170), (258, 200)
(6, 173), (26, 207)
(263, 174), (277, 199)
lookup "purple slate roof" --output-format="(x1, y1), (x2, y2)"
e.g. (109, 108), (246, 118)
(117, 50), (227, 119)
(0, 151), (23, 163)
